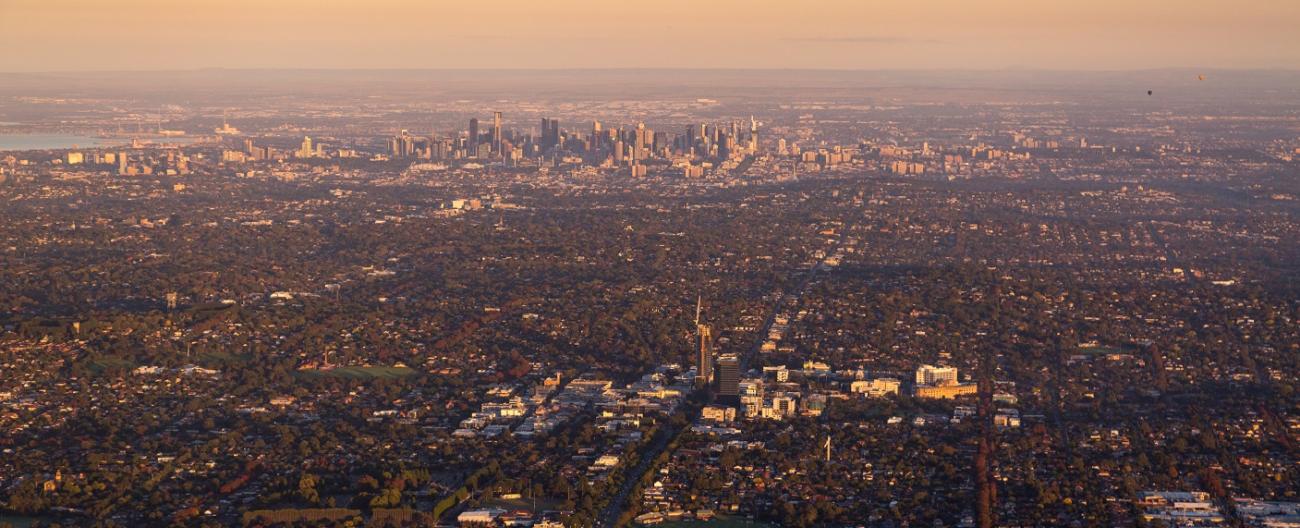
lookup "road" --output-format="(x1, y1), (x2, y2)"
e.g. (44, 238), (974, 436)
(594, 403), (696, 528)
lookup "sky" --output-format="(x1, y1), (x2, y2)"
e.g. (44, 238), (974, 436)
(2, 0), (1298, 72)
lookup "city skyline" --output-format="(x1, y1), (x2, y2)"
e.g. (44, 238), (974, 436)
(2, 3), (1298, 528)
(2, 0), (1299, 72)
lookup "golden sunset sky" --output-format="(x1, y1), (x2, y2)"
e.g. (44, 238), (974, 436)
(2, 0), (1297, 71)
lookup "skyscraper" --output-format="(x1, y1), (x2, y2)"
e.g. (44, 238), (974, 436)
(590, 121), (603, 156)
(749, 115), (759, 153)
(540, 118), (553, 152)
(633, 122), (646, 162)
(468, 118), (479, 157)
(718, 354), (739, 398)
(492, 111), (502, 155)
(697, 323), (714, 389)
(389, 130), (417, 158)
(298, 136), (313, 158)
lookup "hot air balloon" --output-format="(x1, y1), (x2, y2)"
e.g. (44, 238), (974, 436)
(1147, 90), (1153, 96)
(1198, 74), (1205, 81)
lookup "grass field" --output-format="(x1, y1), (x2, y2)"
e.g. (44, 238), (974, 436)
(481, 496), (562, 511)
(297, 365), (417, 379)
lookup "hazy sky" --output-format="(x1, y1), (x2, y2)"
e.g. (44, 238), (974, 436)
(2, 0), (1298, 71)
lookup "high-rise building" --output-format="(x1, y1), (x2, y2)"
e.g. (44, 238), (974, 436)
(389, 130), (416, 158)
(718, 354), (740, 398)
(298, 136), (313, 158)
(749, 115), (759, 153)
(540, 118), (562, 152)
(468, 118), (479, 157)
(697, 324), (714, 389)
(632, 122), (646, 162)
(915, 365), (959, 386)
(719, 135), (734, 159)
(430, 137), (450, 160)
(492, 112), (502, 155)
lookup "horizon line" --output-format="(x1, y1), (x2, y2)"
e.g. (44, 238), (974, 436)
(3, 66), (1299, 75)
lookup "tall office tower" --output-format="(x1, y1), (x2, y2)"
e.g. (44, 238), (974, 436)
(652, 131), (667, 154)
(389, 131), (412, 158)
(400, 131), (415, 158)
(613, 140), (624, 164)
(749, 115), (759, 153)
(590, 121), (603, 156)
(717, 354), (740, 398)
(697, 324), (714, 389)
(430, 138), (446, 160)
(731, 121), (740, 144)
(298, 136), (313, 158)
(540, 118), (562, 152)
(492, 112), (502, 155)
(468, 118), (480, 157)
(117, 152), (128, 175)
(633, 122), (646, 162)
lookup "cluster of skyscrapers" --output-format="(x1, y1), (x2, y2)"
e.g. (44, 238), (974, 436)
(387, 112), (763, 173)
